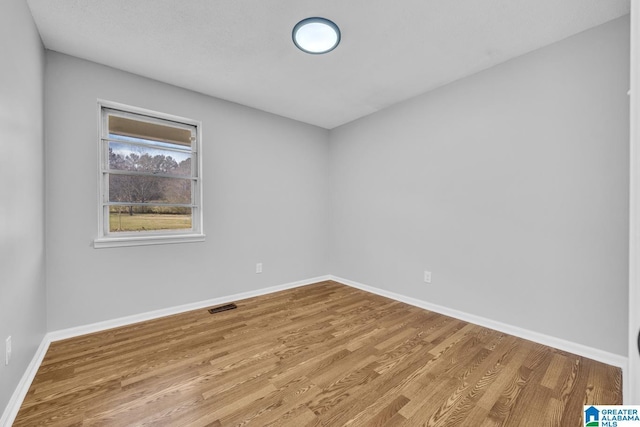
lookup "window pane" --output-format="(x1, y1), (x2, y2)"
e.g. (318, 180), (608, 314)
(109, 174), (192, 204)
(108, 142), (192, 177)
(108, 205), (192, 232)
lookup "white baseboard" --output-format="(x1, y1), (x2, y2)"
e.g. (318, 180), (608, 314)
(330, 275), (630, 401)
(0, 338), (50, 427)
(0, 275), (330, 427)
(48, 275), (331, 342)
(2, 273), (630, 425)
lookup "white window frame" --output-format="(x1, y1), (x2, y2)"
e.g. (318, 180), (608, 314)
(94, 100), (204, 248)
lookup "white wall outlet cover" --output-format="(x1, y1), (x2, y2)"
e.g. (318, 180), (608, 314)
(5, 336), (11, 365)
(424, 271), (432, 283)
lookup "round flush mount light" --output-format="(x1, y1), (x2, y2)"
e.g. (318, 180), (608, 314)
(292, 17), (341, 54)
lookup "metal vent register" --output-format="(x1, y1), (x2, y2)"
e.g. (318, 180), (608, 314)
(208, 303), (237, 314)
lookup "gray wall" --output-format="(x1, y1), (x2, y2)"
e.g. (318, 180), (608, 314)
(329, 17), (630, 356)
(0, 0), (46, 415)
(45, 52), (330, 330)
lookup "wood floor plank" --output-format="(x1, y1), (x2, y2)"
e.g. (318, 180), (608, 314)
(12, 281), (622, 426)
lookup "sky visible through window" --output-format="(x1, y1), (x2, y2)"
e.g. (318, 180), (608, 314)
(108, 134), (191, 164)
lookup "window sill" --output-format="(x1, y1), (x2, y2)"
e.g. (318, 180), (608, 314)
(94, 233), (205, 248)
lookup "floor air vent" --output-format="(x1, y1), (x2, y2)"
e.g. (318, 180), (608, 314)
(208, 303), (237, 314)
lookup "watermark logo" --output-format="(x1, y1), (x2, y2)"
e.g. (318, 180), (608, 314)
(585, 406), (599, 427)
(584, 406), (640, 427)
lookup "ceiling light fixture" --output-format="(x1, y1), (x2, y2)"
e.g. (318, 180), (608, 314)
(292, 17), (341, 54)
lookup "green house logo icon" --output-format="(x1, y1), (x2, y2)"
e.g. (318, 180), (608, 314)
(585, 406), (599, 427)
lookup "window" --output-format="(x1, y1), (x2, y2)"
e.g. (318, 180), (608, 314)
(94, 101), (204, 248)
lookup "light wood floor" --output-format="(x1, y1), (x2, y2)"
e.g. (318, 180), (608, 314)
(14, 281), (621, 426)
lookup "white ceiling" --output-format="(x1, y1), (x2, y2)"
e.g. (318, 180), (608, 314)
(26, 0), (630, 129)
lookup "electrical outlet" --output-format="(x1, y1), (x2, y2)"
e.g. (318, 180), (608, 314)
(5, 336), (11, 366)
(256, 263), (263, 274)
(424, 271), (432, 284)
